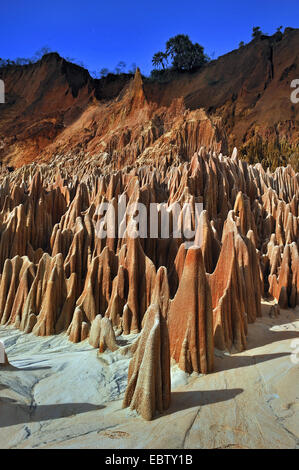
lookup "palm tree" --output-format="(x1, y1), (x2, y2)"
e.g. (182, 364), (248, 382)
(152, 52), (168, 70)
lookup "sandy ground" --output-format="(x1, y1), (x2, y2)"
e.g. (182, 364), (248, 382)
(0, 302), (298, 449)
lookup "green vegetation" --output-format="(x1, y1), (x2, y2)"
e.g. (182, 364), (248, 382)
(0, 30), (297, 172)
(165, 35), (208, 71)
(252, 26), (263, 39)
(236, 25), (285, 50)
(0, 46), (86, 68)
(0, 26), (289, 77)
(152, 52), (168, 70)
(91, 62), (136, 79)
(151, 34), (209, 80)
(239, 137), (299, 172)
(0, 45), (137, 81)
(99, 68), (109, 78)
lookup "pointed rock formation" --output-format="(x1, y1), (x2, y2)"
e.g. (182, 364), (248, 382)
(0, 144), (296, 370)
(208, 232), (247, 351)
(89, 314), (102, 348)
(168, 246), (214, 374)
(99, 317), (118, 353)
(0, 341), (9, 366)
(122, 302), (170, 421)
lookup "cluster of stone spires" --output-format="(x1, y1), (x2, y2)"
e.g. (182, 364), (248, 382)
(0, 147), (298, 420)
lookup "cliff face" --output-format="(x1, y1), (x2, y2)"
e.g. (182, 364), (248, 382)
(0, 28), (298, 169)
(147, 29), (299, 168)
(0, 53), (95, 165)
(146, 29), (299, 166)
(0, 58), (227, 168)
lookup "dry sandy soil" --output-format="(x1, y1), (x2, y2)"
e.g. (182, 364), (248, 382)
(0, 301), (298, 449)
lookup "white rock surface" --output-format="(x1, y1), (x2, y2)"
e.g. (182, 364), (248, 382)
(0, 302), (298, 449)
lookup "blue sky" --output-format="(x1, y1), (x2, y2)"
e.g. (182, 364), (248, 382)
(1, 0), (298, 75)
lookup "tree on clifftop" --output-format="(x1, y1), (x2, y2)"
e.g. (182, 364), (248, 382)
(152, 52), (168, 70)
(152, 34), (209, 74)
(252, 26), (262, 38)
(166, 34), (208, 71)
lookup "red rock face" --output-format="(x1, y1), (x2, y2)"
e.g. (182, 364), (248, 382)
(1, 28), (298, 170)
(0, 33), (298, 421)
(122, 268), (171, 420)
(168, 246), (214, 374)
(0, 59), (227, 169)
(0, 150), (297, 352)
(208, 231), (248, 352)
(0, 136), (297, 420)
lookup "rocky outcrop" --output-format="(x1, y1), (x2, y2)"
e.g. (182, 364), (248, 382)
(122, 301), (170, 420)
(269, 242), (299, 308)
(0, 35), (298, 423)
(0, 340), (9, 366)
(98, 317), (118, 353)
(208, 231), (248, 351)
(0, 147), (296, 387)
(89, 314), (102, 348)
(168, 246), (214, 374)
(1, 28), (298, 169)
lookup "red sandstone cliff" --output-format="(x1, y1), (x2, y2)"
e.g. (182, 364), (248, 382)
(0, 28), (298, 169)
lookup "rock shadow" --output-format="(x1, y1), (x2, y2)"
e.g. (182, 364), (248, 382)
(161, 388), (243, 417)
(214, 351), (291, 372)
(1, 364), (52, 372)
(0, 400), (104, 428)
(246, 325), (299, 349)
